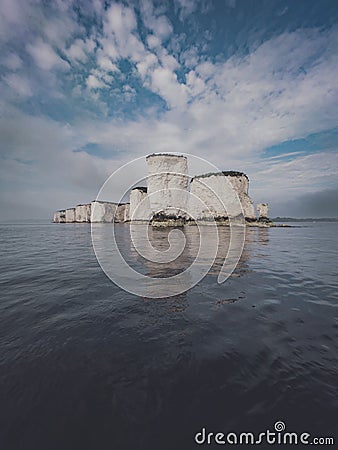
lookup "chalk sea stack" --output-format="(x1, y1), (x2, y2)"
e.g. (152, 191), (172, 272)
(256, 203), (271, 224)
(147, 154), (189, 227)
(53, 153), (271, 226)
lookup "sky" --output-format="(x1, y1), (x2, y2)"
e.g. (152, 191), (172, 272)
(0, 0), (338, 220)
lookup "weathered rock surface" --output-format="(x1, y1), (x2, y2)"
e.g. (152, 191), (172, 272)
(256, 203), (270, 223)
(91, 201), (117, 223)
(53, 210), (65, 223)
(53, 154), (273, 226)
(115, 204), (128, 223)
(129, 187), (151, 221)
(124, 203), (130, 222)
(257, 203), (269, 219)
(189, 172), (255, 220)
(75, 204), (91, 222)
(146, 154), (189, 218)
(65, 208), (75, 223)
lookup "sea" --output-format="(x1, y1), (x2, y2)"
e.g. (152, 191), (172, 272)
(0, 222), (337, 449)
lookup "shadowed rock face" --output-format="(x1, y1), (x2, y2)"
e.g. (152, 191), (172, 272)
(115, 204), (128, 223)
(124, 203), (130, 222)
(146, 154), (189, 218)
(130, 188), (150, 221)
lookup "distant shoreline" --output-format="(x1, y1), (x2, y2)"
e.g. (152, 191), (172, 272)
(272, 217), (338, 222)
(1, 217), (338, 225)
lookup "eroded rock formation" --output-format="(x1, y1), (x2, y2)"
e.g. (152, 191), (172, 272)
(65, 208), (75, 223)
(115, 204), (129, 223)
(189, 172), (255, 220)
(257, 203), (270, 222)
(53, 210), (65, 223)
(146, 154), (189, 219)
(129, 187), (150, 221)
(75, 204), (91, 222)
(53, 153), (271, 226)
(91, 201), (117, 223)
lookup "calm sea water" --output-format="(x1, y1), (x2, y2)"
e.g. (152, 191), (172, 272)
(0, 222), (337, 449)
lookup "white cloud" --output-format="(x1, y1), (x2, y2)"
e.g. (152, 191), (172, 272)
(27, 39), (69, 71)
(0, 0), (22, 24)
(157, 48), (180, 71)
(180, 46), (200, 68)
(174, 0), (197, 21)
(147, 34), (161, 49)
(2, 53), (23, 70)
(66, 39), (89, 63)
(140, 0), (173, 40)
(86, 74), (107, 90)
(151, 66), (188, 109)
(136, 52), (158, 79)
(65, 37), (96, 66)
(43, 15), (82, 48)
(104, 2), (137, 39)
(97, 52), (119, 73)
(186, 70), (206, 97)
(3, 73), (32, 96)
(101, 3), (147, 64)
(123, 84), (136, 101)
(151, 15), (173, 39)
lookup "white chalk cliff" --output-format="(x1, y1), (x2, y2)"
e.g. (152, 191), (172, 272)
(146, 154), (189, 219)
(189, 172), (255, 220)
(129, 187), (150, 221)
(53, 153), (269, 225)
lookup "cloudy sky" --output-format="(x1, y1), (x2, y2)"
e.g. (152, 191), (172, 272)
(1, 0), (338, 220)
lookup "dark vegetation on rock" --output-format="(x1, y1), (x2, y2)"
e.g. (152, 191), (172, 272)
(192, 171), (248, 180)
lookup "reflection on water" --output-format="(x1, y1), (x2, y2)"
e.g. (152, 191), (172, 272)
(0, 223), (338, 450)
(92, 223), (247, 298)
(257, 227), (270, 245)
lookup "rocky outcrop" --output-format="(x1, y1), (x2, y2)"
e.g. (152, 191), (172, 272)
(53, 153), (273, 226)
(146, 154), (189, 220)
(53, 201), (130, 223)
(225, 173), (255, 220)
(65, 208), (75, 223)
(91, 201), (117, 223)
(189, 172), (255, 221)
(124, 203), (130, 222)
(115, 203), (129, 223)
(257, 203), (270, 223)
(53, 210), (65, 223)
(75, 204), (91, 222)
(129, 187), (151, 221)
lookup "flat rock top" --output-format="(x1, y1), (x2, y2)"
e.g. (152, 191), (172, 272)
(192, 171), (248, 180)
(146, 153), (187, 160)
